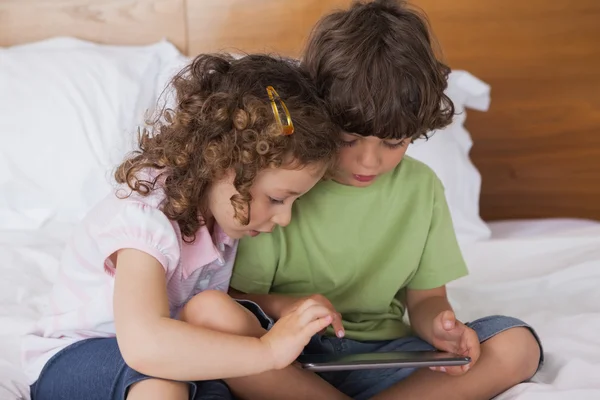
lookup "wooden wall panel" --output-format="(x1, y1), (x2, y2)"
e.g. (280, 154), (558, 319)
(186, 0), (353, 56)
(0, 0), (187, 52)
(412, 0), (600, 220)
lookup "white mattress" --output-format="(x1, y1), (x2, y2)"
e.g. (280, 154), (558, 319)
(1, 219), (599, 399)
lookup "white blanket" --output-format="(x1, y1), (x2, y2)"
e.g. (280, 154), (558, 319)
(450, 219), (600, 399)
(1, 220), (599, 399)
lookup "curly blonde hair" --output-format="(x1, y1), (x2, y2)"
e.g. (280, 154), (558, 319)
(115, 54), (339, 242)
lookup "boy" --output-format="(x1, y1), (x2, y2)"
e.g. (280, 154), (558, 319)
(230, 1), (543, 399)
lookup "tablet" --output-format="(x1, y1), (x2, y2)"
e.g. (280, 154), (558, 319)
(297, 351), (471, 372)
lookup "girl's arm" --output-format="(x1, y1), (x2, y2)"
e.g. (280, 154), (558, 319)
(113, 248), (329, 381)
(114, 248), (269, 380)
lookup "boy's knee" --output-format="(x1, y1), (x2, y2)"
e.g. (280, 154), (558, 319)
(180, 290), (263, 336)
(484, 327), (541, 383)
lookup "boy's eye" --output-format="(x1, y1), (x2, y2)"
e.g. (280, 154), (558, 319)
(341, 140), (357, 147)
(269, 197), (285, 205)
(384, 140), (406, 149)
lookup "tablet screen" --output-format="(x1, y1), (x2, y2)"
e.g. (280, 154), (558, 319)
(298, 351), (470, 372)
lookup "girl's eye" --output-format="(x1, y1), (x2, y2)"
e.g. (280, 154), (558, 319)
(341, 140), (357, 147)
(269, 197), (285, 205)
(384, 140), (406, 149)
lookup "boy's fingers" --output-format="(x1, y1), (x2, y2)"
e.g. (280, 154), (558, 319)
(440, 310), (456, 330)
(434, 313), (455, 337)
(442, 365), (467, 376)
(434, 327), (461, 343)
(429, 366), (456, 374)
(465, 336), (481, 364)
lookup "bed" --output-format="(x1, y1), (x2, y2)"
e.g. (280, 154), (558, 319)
(1, 1), (599, 399)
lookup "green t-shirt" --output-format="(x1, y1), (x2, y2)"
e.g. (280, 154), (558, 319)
(230, 157), (468, 341)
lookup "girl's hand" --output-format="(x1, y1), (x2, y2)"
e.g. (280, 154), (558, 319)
(259, 298), (333, 370)
(281, 294), (345, 338)
(429, 310), (481, 375)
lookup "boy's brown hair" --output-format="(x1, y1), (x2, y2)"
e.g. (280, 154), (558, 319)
(303, 0), (454, 140)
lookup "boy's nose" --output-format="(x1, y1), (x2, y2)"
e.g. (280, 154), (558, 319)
(359, 148), (380, 170)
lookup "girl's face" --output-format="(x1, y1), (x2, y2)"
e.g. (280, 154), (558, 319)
(207, 163), (327, 239)
(333, 132), (410, 187)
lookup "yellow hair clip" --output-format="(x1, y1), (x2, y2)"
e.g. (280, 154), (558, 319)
(266, 86), (294, 136)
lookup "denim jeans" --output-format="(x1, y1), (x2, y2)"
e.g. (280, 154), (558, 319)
(304, 315), (544, 400)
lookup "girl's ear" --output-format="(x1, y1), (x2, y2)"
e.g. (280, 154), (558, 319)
(222, 168), (237, 184)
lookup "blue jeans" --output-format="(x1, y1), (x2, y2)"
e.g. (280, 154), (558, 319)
(304, 315), (544, 400)
(30, 300), (272, 400)
(29, 337), (232, 400)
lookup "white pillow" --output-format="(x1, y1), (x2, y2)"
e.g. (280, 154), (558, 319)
(406, 70), (492, 245)
(0, 37), (185, 230)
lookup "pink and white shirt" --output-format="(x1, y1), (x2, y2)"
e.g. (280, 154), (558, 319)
(21, 182), (237, 385)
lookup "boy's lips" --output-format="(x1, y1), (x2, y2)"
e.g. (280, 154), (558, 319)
(353, 174), (376, 183)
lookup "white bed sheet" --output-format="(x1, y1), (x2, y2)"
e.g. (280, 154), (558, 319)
(1, 219), (599, 399)
(451, 218), (600, 399)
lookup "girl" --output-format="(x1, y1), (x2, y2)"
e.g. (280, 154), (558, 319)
(22, 54), (349, 400)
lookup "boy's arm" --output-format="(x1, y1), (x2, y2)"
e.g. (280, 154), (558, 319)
(404, 175), (468, 318)
(405, 285), (453, 344)
(229, 232), (280, 300)
(401, 175), (479, 374)
(230, 287), (346, 337)
(229, 288), (345, 336)
(231, 229), (345, 335)
(406, 285), (479, 375)
(230, 231), (300, 321)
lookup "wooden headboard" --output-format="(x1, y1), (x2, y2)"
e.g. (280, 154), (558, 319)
(2, 0), (599, 221)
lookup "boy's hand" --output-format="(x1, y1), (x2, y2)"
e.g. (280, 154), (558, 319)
(259, 298), (333, 370)
(429, 310), (480, 375)
(281, 294), (345, 338)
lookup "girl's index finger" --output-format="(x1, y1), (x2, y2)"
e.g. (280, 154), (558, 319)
(332, 313), (345, 338)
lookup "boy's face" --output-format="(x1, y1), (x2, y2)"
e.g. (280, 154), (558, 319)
(334, 132), (410, 187)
